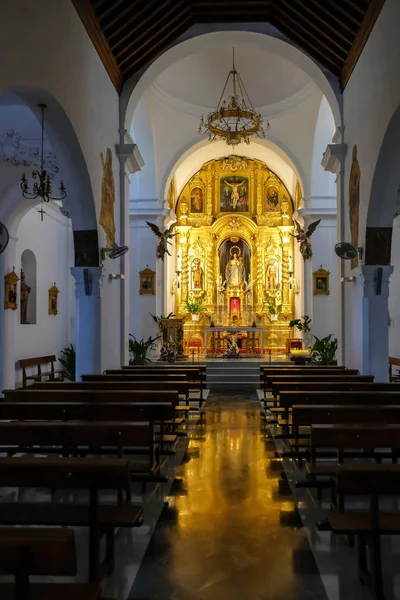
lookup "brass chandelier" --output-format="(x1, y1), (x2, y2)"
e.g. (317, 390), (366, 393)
(199, 49), (269, 146)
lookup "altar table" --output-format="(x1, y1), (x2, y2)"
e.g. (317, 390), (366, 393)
(204, 327), (264, 357)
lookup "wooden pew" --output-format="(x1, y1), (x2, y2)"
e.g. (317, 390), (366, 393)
(270, 381), (398, 399)
(0, 421), (160, 475)
(260, 367), (355, 397)
(306, 424), (400, 482)
(0, 527), (101, 600)
(0, 457), (142, 582)
(19, 355), (65, 388)
(78, 376), (191, 403)
(326, 464), (400, 599)
(389, 356), (400, 382)
(116, 365), (206, 400)
(267, 374), (371, 402)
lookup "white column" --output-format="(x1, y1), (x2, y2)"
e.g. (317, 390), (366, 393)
(70, 267), (102, 379)
(2, 236), (19, 390)
(361, 265), (393, 381)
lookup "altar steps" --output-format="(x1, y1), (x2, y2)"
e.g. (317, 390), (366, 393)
(206, 361), (288, 391)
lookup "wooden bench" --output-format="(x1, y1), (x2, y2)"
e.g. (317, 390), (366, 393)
(0, 527), (101, 600)
(114, 366), (206, 401)
(79, 376), (191, 403)
(270, 380), (399, 399)
(326, 464), (400, 599)
(389, 356), (400, 382)
(0, 457), (142, 582)
(260, 367), (353, 397)
(19, 355), (64, 388)
(266, 373), (371, 401)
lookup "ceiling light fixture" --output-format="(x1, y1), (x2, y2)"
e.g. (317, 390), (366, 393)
(199, 48), (269, 147)
(20, 103), (67, 220)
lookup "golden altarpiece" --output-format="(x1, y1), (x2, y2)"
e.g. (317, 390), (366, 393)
(173, 155), (295, 356)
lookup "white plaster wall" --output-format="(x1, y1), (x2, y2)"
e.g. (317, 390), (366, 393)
(389, 216), (400, 357)
(342, 0), (400, 367)
(0, 0), (121, 372)
(11, 204), (74, 387)
(129, 220), (158, 342)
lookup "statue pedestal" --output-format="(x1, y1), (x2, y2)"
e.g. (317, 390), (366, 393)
(161, 318), (185, 359)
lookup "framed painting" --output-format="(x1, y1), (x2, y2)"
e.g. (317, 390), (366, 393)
(4, 267), (19, 310)
(220, 176), (249, 213)
(190, 187), (204, 213)
(313, 267), (330, 296)
(265, 184), (279, 212)
(48, 283), (59, 315)
(139, 266), (155, 295)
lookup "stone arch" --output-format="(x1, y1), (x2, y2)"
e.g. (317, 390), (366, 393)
(122, 29), (341, 134)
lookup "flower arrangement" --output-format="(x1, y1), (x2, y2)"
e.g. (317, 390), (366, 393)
(225, 335), (241, 359)
(160, 338), (177, 362)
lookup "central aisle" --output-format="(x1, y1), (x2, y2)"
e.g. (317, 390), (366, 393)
(129, 394), (328, 600)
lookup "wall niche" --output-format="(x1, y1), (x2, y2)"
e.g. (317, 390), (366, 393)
(20, 249), (37, 325)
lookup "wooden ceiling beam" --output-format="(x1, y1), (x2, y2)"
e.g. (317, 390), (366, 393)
(341, 0), (386, 89)
(291, 0), (353, 47)
(102, 2), (138, 32)
(118, 4), (190, 68)
(72, 0), (122, 92)
(307, 0), (358, 36)
(280, 0), (350, 54)
(342, 0), (369, 15)
(95, 0), (125, 22)
(324, 0), (364, 27)
(274, 6), (346, 65)
(123, 17), (192, 79)
(110, 0), (173, 52)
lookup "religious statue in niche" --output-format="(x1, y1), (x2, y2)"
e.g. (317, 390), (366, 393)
(349, 145), (361, 269)
(266, 261), (279, 290)
(265, 184), (279, 212)
(220, 176), (249, 212)
(190, 187), (203, 213)
(99, 148), (116, 249)
(191, 258), (203, 290)
(20, 270), (31, 324)
(225, 247), (245, 287)
(48, 283), (59, 315)
(4, 267), (19, 310)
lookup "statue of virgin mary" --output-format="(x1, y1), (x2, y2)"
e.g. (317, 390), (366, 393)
(225, 248), (245, 287)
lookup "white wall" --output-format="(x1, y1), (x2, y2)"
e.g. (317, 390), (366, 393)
(342, 0), (400, 369)
(12, 203), (74, 387)
(389, 216), (400, 357)
(0, 0), (122, 372)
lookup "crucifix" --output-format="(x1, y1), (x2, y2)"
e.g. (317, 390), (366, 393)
(38, 206), (46, 221)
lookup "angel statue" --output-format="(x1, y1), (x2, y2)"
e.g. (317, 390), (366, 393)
(291, 219), (321, 260)
(146, 221), (177, 261)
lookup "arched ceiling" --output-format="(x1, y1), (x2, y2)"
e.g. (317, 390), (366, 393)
(153, 45), (312, 110)
(73, 0), (384, 92)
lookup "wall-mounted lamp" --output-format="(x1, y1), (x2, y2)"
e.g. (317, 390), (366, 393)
(340, 276), (356, 283)
(108, 273), (126, 283)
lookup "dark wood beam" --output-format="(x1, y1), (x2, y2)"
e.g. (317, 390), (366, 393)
(291, 0), (353, 47)
(307, 0), (358, 37)
(274, 7), (346, 66)
(123, 17), (192, 80)
(101, 1), (138, 33)
(280, 0), (350, 55)
(324, 0), (364, 27)
(111, 0), (172, 53)
(342, 0), (369, 15)
(72, 0), (122, 92)
(341, 0), (386, 88)
(95, 0), (125, 23)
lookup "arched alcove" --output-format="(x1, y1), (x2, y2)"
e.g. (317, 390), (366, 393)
(20, 249), (37, 325)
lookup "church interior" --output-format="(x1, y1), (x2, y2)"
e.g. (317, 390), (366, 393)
(2, 1), (400, 599)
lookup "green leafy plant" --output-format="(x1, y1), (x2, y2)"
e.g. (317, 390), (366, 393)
(289, 316), (312, 333)
(129, 334), (161, 365)
(58, 344), (76, 382)
(150, 312), (174, 330)
(310, 334), (338, 365)
(265, 297), (282, 315)
(185, 299), (206, 315)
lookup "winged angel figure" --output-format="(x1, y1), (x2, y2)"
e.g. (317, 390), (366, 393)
(146, 221), (177, 261)
(291, 219), (321, 260)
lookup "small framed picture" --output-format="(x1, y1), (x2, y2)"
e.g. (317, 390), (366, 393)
(48, 283), (59, 315)
(139, 266), (155, 295)
(313, 267), (330, 296)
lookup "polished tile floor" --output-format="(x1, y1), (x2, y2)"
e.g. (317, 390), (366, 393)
(128, 394), (329, 600)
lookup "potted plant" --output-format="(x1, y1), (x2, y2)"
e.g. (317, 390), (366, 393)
(58, 344), (76, 382)
(150, 312), (175, 330)
(310, 334), (338, 365)
(185, 298), (206, 321)
(129, 334), (161, 365)
(265, 297), (282, 322)
(289, 315), (312, 333)
(160, 338), (177, 362)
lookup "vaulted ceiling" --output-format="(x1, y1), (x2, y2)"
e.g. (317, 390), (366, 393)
(73, 0), (385, 94)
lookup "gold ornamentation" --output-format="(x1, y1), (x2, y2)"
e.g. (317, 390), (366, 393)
(100, 148), (116, 248)
(4, 267), (19, 311)
(313, 266), (330, 296)
(220, 155), (249, 172)
(139, 266), (155, 295)
(48, 283), (59, 315)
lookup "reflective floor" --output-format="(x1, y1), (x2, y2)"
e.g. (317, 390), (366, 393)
(128, 394), (329, 600)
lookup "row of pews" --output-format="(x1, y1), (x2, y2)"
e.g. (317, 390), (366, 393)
(259, 363), (400, 600)
(0, 363), (207, 600)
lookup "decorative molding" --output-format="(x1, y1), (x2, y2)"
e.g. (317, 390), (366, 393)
(321, 143), (347, 174)
(129, 198), (171, 220)
(0, 129), (59, 174)
(116, 141), (144, 174)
